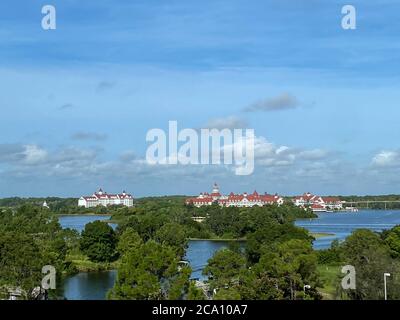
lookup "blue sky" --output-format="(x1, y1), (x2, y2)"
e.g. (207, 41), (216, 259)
(1, 0), (400, 197)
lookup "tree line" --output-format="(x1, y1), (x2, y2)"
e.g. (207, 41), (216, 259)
(4, 197), (400, 300)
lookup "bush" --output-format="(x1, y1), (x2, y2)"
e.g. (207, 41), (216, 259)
(80, 221), (117, 262)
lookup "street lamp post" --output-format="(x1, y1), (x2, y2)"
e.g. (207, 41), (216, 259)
(384, 273), (391, 300)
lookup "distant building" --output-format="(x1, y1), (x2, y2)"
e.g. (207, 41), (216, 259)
(42, 201), (49, 209)
(185, 183), (284, 208)
(293, 192), (343, 212)
(78, 188), (134, 208)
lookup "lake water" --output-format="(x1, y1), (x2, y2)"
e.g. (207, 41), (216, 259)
(60, 240), (233, 300)
(58, 215), (116, 232)
(61, 270), (117, 300)
(296, 210), (400, 249)
(185, 240), (243, 280)
(60, 240), (230, 300)
(58, 210), (400, 299)
(58, 214), (235, 299)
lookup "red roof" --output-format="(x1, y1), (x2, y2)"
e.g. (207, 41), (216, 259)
(187, 191), (282, 205)
(186, 185), (282, 206)
(186, 197), (213, 204)
(84, 190), (133, 200)
(322, 197), (340, 203)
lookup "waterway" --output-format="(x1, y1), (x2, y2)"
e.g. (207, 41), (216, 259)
(58, 215), (116, 232)
(58, 215), (234, 299)
(295, 209), (400, 249)
(58, 210), (400, 299)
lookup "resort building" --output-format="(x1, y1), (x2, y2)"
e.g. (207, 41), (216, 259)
(293, 192), (343, 211)
(78, 188), (134, 208)
(185, 183), (284, 208)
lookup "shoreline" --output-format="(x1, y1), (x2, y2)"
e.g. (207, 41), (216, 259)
(310, 232), (335, 239)
(188, 238), (246, 242)
(57, 213), (112, 217)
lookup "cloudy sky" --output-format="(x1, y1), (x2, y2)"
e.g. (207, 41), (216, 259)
(1, 0), (400, 197)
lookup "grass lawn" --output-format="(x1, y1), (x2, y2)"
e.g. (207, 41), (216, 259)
(317, 264), (341, 300)
(310, 232), (335, 239)
(66, 252), (119, 273)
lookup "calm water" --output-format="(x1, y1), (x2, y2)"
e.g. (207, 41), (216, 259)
(60, 239), (227, 300)
(57, 212), (232, 299)
(58, 211), (400, 299)
(58, 215), (116, 232)
(61, 271), (117, 300)
(58, 215), (117, 300)
(296, 210), (400, 249)
(185, 240), (241, 280)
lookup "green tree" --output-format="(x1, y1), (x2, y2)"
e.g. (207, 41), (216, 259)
(246, 223), (311, 264)
(237, 268), (283, 300)
(339, 229), (400, 300)
(117, 227), (143, 256)
(109, 241), (189, 300)
(203, 249), (247, 291)
(117, 214), (168, 241)
(384, 225), (400, 258)
(254, 239), (321, 300)
(168, 266), (192, 300)
(0, 205), (67, 299)
(213, 287), (241, 300)
(80, 221), (117, 262)
(317, 239), (342, 264)
(0, 232), (48, 299)
(187, 281), (206, 300)
(155, 222), (188, 257)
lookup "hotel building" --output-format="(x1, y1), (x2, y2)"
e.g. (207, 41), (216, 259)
(293, 192), (343, 211)
(185, 183), (284, 208)
(78, 188), (134, 208)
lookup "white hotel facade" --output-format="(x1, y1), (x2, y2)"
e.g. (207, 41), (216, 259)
(293, 192), (343, 211)
(78, 188), (134, 208)
(186, 183), (284, 208)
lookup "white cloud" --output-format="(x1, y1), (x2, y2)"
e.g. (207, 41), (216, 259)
(372, 150), (400, 167)
(252, 137), (328, 168)
(22, 145), (48, 165)
(0, 144), (26, 162)
(0, 144), (48, 165)
(0, 137), (362, 196)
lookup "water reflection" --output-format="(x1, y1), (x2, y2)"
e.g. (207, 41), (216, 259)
(185, 240), (243, 280)
(296, 210), (400, 249)
(58, 215), (116, 232)
(58, 211), (400, 299)
(61, 271), (117, 300)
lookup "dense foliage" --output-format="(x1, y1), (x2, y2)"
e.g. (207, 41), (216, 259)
(5, 195), (400, 300)
(109, 240), (191, 300)
(339, 195), (400, 210)
(0, 205), (69, 299)
(317, 227), (400, 300)
(108, 199), (319, 300)
(80, 221), (117, 263)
